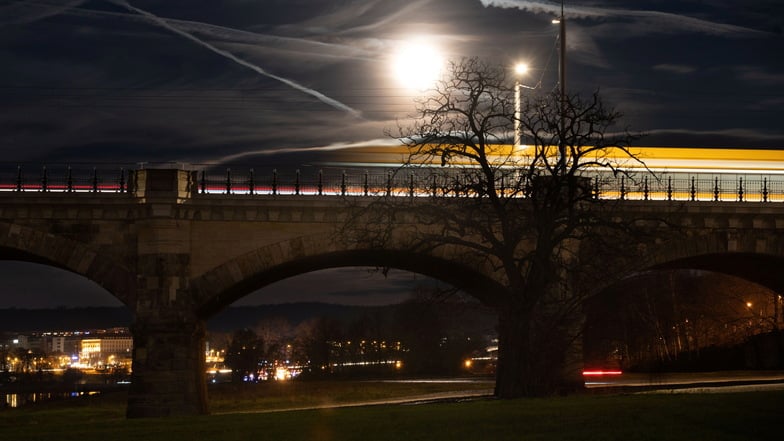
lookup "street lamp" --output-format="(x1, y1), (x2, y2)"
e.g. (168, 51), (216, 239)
(513, 63), (534, 149)
(556, 1), (566, 169)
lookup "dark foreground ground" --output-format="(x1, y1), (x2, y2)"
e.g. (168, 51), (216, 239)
(1, 380), (782, 441)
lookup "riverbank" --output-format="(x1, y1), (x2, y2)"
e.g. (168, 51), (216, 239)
(1, 380), (781, 440)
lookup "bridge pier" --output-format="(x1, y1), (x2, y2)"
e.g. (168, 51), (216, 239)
(126, 169), (208, 417)
(126, 316), (208, 418)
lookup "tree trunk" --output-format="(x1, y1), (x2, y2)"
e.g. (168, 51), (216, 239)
(495, 306), (533, 397)
(495, 301), (584, 398)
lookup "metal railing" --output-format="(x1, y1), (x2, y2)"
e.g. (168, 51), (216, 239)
(196, 168), (784, 203)
(602, 174), (784, 203)
(0, 165), (132, 193)
(2, 164), (783, 203)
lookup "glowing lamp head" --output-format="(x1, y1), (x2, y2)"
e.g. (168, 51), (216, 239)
(514, 63), (528, 76)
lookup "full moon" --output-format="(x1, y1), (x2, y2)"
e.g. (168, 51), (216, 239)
(392, 38), (444, 91)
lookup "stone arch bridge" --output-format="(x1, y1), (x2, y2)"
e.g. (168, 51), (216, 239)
(1, 168), (784, 417)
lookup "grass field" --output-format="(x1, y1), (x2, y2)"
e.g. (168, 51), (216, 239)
(1, 380), (782, 440)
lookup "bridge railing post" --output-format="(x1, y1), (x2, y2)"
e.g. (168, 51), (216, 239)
(690, 177), (696, 201)
(714, 177), (720, 201)
(66, 166), (74, 193)
(119, 168), (126, 193)
(127, 169), (135, 194)
(41, 166), (48, 192)
(318, 170), (323, 196)
(92, 167), (99, 193)
(15, 165), (23, 192)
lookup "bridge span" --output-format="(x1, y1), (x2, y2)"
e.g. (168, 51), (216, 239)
(2, 166), (784, 417)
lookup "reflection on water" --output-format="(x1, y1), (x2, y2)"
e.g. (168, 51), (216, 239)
(2, 391), (100, 409)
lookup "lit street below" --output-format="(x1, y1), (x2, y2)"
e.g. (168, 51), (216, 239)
(584, 370), (784, 392)
(213, 371), (784, 415)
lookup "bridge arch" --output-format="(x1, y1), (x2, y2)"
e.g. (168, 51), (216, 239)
(589, 229), (784, 298)
(0, 221), (135, 307)
(191, 234), (508, 318)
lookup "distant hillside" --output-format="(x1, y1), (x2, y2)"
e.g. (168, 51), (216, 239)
(0, 301), (497, 335)
(0, 303), (382, 333)
(207, 302), (384, 332)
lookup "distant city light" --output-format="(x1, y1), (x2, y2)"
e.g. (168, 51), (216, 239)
(275, 367), (289, 381)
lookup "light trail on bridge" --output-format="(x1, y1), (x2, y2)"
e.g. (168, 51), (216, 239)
(3, 146), (784, 201)
(322, 145), (784, 176)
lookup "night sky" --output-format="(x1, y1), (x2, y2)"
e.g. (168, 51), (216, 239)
(1, 1), (783, 308)
(2, 0), (782, 165)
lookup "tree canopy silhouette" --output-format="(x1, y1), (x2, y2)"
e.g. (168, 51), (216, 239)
(347, 57), (645, 397)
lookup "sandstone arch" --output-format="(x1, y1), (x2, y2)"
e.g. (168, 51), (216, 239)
(191, 234), (509, 318)
(584, 229), (784, 299)
(0, 221), (135, 307)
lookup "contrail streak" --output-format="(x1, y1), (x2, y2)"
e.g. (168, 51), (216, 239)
(110, 0), (363, 118)
(214, 139), (400, 164)
(0, 0), (87, 26)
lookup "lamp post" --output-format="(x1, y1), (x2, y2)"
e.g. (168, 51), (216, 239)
(514, 63), (527, 148)
(558, 1), (566, 119)
(554, 1), (566, 170)
(514, 63), (535, 149)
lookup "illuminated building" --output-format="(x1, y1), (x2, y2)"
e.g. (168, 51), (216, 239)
(79, 336), (133, 368)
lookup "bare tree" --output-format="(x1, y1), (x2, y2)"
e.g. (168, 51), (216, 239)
(345, 57), (644, 397)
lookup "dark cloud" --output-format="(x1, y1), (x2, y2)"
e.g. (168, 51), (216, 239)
(1, 0), (782, 162)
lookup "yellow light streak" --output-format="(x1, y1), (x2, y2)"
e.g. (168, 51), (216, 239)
(328, 145), (784, 174)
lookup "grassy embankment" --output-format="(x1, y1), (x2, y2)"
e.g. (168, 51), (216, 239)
(1, 380), (781, 440)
